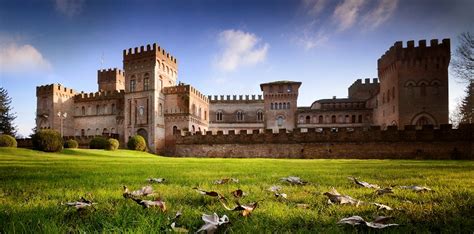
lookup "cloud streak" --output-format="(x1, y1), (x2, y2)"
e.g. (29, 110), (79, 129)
(0, 43), (52, 73)
(54, 0), (84, 17)
(332, 0), (366, 31)
(214, 29), (269, 72)
(362, 0), (399, 30)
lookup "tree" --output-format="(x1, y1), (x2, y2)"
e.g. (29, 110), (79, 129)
(0, 87), (17, 136)
(451, 32), (474, 83)
(458, 81), (474, 124)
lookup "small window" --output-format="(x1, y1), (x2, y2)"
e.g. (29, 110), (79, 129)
(257, 111), (263, 121)
(96, 105), (100, 115)
(287, 102), (290, 109)
(143, 77), (150, 91)
(216, 111), (223, 121)
(358, 115), (363, 123)
(81, 106), (85, 116)
(130, 79), (136, 92)
(279, 103), (282, 109)
(287, 85), (292, 93)
(277, 116), (284, 127)
(159, 103), (163, 116)
(111, 104), (116, 114)
(331, 115), (336, 123)
(318, 115), (323, 123)
(305, 116), (310, 124)
(236, 111), (244, 121)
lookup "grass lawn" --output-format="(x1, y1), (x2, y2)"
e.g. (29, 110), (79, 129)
(0, 148), (473, 233)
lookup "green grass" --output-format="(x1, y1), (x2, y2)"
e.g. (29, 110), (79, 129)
(0, 148), (473, 233)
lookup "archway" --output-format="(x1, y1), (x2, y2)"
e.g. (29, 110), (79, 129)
(411, 112), (437, 127)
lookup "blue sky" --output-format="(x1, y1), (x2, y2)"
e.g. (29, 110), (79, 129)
(0, 0), (473, 137)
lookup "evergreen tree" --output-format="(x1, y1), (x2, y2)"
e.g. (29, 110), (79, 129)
(458, 81), (474, 124)
(0, 87), (17, 136)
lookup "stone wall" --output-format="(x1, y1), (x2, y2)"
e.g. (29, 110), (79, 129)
(172, 124), (473, 159)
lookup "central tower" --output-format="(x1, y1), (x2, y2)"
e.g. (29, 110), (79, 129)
(123, 43), (178, 153)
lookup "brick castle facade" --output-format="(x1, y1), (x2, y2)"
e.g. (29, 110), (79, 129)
(36, 38), (451, 154)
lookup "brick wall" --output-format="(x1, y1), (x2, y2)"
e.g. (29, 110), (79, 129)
(172, 124), (473, 159)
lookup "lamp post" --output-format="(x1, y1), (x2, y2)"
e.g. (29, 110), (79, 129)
(57, 111), (67, 137)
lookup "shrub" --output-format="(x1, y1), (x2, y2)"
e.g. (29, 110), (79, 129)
(64, 139), (78, 149)
(106, 138), (119, 151)
(31, 129), (63, 152)
(0, 134), (17, 148)
(127, 135), (146, 151)
(89, 136), (108, 149)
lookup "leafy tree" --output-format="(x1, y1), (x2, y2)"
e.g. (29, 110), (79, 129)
(0, 87), (17, 136)
(451, 32), (474, 83)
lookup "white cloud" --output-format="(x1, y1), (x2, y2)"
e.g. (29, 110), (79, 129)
(362, 0), (398, 30)
(303, 0), (327, 16)
(298, 26), (329, 50)
(54, 0), (84, 17)
(332, 0), (365, 31)
(0, 43), (52, 73)
(214, 30), (269, 72)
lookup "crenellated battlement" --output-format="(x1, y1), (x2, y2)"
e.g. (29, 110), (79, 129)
(349, 78), (378, 88)
(377, 39), (450, 76)
(74, 90), (125, 102)
(98, 68), (124, 77)
(176, 124), (473, 144)
(36, 83), (76, 96)
(163, 83), (209, 103)
(123, 43), (178, 65)
(208, 94), (264, 103)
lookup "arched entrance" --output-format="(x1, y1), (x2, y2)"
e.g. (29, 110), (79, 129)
(411, 112), (437, 127)
(137, 128), (148, 148)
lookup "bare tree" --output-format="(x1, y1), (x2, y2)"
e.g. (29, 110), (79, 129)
(451, 32), (474, 83)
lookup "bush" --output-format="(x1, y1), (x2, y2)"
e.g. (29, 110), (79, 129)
(127, 135), (146, 151)
(0, 134), (17, 147)
(64, 139), (78, 149)
(31, 129), (63, 152)
(106, 138), (119, 151)
(89, 136), (108, 149)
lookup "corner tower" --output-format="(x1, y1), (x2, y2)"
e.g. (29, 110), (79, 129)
(123, 43), (178, 153)
(98, 68), (125, 91)
(374, 39), (450, 128)
(260, 81), (301, 132)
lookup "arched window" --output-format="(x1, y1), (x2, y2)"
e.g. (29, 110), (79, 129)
(318, 115), (323, 123)
(283, 103), (287, 109)
(216, 111), (223, 121)
(130, 76), (136, 92)
(87, 128), (91, 135)
(192, 125), (195, 132)
(173, 126), (178, 135)
(338, 115), (343, 123)
(81, 106), (85, 116)
(331, 115), (336, 123)
(236, 111), (244, 121)
(159, 103), (163, 116)
(345, 115), (350, 123)
(95, 128), (100, 135)
(96, 105), (100, 115)
(287, 102), (290, 109)
(257, 110), (263, 121)
(198, 107), (202, 118)
(204, 110), (207, 120)
(191, 104), (196, 115)
(271, 103), (274, 110)
(102, 128), (109, 135)
(305, 116), (311, 124)
(278, 103), (282, 109)
(111, 104), (116, 114)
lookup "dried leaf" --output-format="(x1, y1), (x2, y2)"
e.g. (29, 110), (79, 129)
(375, 187), (394, 195)
(324, 188), (363, 206)
(131, 197), (166, 211)
(371, 202), (393, 211)
(64, 197), (96, 210)
(214, 178), (239, 185)
(268, 185), (287, 199)
(123, 185), (154, 198)
(348, 177), (380, 189)
(400, 185), (433, 192)
(196, 213), (229, 234)
(231, 189), (247, 199)
(338, 216), (399, 229)
(280, 176), (308, 185)
(193, 187), (223, 198)
(219, 199), (259, 216)
(170, 222), (189, 233)
(147, 178), (165, 183)
(373, 216), (393, 224)
(268, 186), (282, 192)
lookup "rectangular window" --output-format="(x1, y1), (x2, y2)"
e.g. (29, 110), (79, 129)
(144, 78), (149, 91)
(130, 80), (136, 92)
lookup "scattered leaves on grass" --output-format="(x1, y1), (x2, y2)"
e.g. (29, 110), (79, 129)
(338, 215), (399, 229)
(348, 176), (380, 189)
(268, 185), (287, 199)
(400, 185), (433, 192)
(130, 197), (166, 211)
(196, 213), (229, 234)
(213, 178), (239, 185)
(170, 211), (188, 233)
(324, 188), (363, 206)
(280, 176), (308, 185)
(146, 177), (165, 183)
(231, 189), (247, 199)
(64, 197), (96, 210)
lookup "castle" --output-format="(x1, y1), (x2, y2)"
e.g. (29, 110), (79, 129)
(36, 38), (451, 154)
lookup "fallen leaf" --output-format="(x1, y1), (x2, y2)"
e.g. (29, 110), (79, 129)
(348, 177), (380, 189)
(231, 189), (247, 199)
(123, 185), (154, 198)
(400, 185), (433, 192)
(338, 216), (399, 229)
(214, 178), (239, 185)
(375, 187), (394, 195)
(193, 187), (223, 198)
(323, 188), (363, 206)
(280, 176), (308, 185)
(131, 197), (166, 211)
(371, 202), (393, 211)
(196, 213), (229, 234)
(220, 199), (259, 216)
(147, 178), (165, 183)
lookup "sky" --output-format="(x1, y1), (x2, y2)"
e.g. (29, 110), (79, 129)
(0, 0), (473, 137)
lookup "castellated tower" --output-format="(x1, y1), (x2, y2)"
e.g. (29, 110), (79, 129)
(374, 39), (450, 128)
(123, 43), (178, 153)
(260, 81), (301, 132)
(36, 84), (76, 136)
(98, 68), (125, 91)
